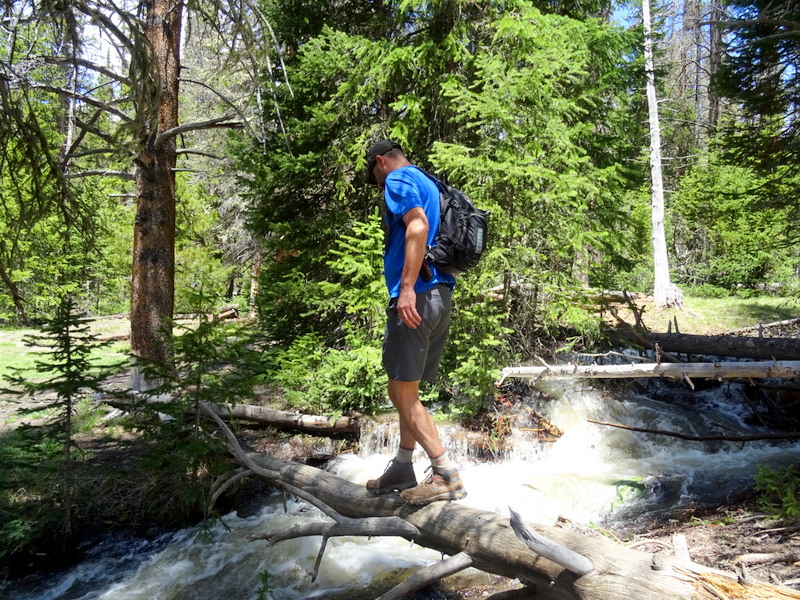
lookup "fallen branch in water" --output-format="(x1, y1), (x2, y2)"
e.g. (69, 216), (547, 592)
(377, 552), (475, 600)
(587, 419), (800, 442)
(198, 402), (417, 582)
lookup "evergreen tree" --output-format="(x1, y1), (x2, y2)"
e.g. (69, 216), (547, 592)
(240, 0), (648, 409)
(715, 0), (800, 239)
(2, 297), (124, 542)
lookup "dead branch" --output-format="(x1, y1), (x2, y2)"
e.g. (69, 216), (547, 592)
(153, 114), (242, 150)
(207, 468), (252, 517)
(509, 507), (595, 577)
(724, 317), (800, 336)
(67, 169), (134, 180)
(40, 55), (131, 85)
(199, 403), (419, 582)
(377, 552), (475, 600)
(588, 419), (800, 442)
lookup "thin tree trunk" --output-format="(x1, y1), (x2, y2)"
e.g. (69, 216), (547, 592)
(130, 0), (183, 388)
(249, 249), (261, 318)
(643, 0), (684, 309)
(707, 0), (723, 130)
(0, 256), (29, 323)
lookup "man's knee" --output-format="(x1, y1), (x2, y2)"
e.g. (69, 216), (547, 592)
(388, 379), (420, 407)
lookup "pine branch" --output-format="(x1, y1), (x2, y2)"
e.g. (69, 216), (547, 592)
(153, 114), (242, 150)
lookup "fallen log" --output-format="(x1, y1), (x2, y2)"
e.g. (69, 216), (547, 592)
(104, 396), (360, 435)
(499, 360), (800, 382)
(200, 403), (800, 600)
(647, 332), (800, 360)
(214, 403), (359, 435)
(724, 317), (800, 336)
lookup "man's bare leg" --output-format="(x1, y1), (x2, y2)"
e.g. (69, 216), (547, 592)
(388, 379), (466, 504)
(389, 378), (444, 457)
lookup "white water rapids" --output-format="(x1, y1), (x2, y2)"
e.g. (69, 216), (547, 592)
(3, 377), (800, 599)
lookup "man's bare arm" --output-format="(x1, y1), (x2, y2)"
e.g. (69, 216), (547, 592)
(397, 207), (428, 329)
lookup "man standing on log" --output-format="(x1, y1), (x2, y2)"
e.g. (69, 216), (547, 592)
(363, 139), (467, 505)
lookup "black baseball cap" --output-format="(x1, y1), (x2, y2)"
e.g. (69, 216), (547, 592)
(365, 140), (402, 185)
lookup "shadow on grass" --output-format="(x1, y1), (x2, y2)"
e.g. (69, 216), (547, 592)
(731, 298), (800, 325)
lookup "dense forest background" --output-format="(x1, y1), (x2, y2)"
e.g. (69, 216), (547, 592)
(1, 0), (799, 409)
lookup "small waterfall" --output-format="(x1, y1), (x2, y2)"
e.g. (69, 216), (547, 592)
(347, 377), (800, 527)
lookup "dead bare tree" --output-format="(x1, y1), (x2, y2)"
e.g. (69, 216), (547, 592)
(643, 0), (685, 310)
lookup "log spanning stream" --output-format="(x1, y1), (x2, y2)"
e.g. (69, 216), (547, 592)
(4, 376), (800, 600)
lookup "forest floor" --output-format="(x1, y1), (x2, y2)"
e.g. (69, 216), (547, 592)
(2, 297), (800, 596)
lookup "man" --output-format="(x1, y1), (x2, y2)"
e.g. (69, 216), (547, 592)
(363, 139), (467, 505)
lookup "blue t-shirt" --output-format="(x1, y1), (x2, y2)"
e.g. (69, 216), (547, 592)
(383, 166), (456, 298)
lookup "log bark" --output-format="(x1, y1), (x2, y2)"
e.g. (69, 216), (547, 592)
(613, 330), (800, 360)
(499, 361), (800, 382)
(214, 403), (359, 434)
(648, 332), (800, 360)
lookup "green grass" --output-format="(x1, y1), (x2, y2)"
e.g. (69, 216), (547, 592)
(0, 318), (131, 384)
(622, 295), (800, 335)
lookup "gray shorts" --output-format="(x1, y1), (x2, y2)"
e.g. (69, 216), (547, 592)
(383, 284), (452, 383)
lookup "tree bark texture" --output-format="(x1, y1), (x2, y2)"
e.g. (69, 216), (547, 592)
(610, 328), (800, 360)
(242, 453), (800, 600)
(105, 397), (361, 435)
(130, 0), (182, 378)
(213, 403), (360, 434)
(648, 332), (800, 360)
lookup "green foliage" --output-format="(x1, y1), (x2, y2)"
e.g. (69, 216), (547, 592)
(267, 211), (388, 415)
(754, 464), (800, 522)
(239, 0), (648, 420)
(672, 153), (798, 290)
(175, 176), (237, 314)
(716, 0), (800, 238)
(256, 569), (275, 600)
(442, 269), (510, 415)
(271, 332), (386, 416)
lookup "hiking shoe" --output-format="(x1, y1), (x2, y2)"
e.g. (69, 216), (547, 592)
(399, 466), (467, 505)
(366, 459), (417, 495)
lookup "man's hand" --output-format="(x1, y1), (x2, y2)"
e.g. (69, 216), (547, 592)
(397, 287), (422, 329)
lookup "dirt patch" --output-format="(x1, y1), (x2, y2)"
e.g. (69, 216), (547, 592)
(618, 497), (800, 589)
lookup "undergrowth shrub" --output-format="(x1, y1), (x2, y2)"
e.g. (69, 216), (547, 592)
(132, 289), (267, 521)
(754, 464), (800, 522)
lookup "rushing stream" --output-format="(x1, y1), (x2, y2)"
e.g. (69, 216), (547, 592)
(3, 375), (799, 599)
